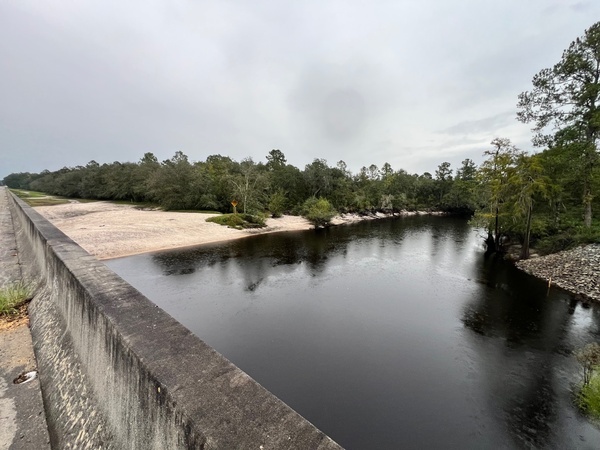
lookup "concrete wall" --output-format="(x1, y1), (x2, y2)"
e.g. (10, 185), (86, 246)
(8, 192), (342, 450)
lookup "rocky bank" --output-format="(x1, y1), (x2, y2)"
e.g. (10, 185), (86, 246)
(516, 244), (600, 301)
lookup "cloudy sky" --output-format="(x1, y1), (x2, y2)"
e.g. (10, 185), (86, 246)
(1, 0), (598, 179)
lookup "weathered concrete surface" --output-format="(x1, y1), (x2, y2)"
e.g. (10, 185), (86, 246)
(0, 326), (51, 450)
(7, 190), (343, 449)
(0, 187), (51, 450)
(0, 187), (21, 287)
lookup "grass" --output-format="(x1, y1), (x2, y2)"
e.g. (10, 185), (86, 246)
(10, 189), (47, 198)
(111, 200), (158, 208)
(578, 373), (600, 421)
(0, 282), (33, 316)
(10, 189), (71, 206)
(206, 213), (266, 230)
(26, 198), (72, 206)
(168, 209), (223, 214)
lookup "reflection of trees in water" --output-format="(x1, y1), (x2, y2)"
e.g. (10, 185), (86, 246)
(149, 216), (427, 291)
(150, 228), (352, 290)
(152, 246), (226, 276)
(461, 253), (586, 448)
(407, 216), (475, 262)
(150, 216), (469, 295)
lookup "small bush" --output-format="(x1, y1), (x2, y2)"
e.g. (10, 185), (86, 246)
(578, 375), (600, 420)
(206, 213), (266, 230)
(0, 282), (33, 315)
(576, 343), (600, 420)
(268, 190), (287, 218)
(302, 197), (337, 228)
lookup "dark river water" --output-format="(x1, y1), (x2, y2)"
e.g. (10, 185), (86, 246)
(106, 216), (600, 449)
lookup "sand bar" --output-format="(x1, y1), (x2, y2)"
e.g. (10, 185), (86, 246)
(34, 202), (315, 260)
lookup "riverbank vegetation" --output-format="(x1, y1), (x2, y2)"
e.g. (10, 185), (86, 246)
(576, 343), (600, 421)
(3, 22), (600, 255)
(0, 282), (33, 316)
(206, 213), (266, 230)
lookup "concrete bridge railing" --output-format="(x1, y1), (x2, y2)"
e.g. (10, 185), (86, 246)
(8, 191), (342, 449)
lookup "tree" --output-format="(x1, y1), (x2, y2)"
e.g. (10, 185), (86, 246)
(302, 197), (337, 228)
(266, 149), (287, 170)
(380, 162), (393, 179)
(456, 159), (477, 181)
(147, 151), (196, 210)
(132, 153), (160, 202)
(576, 343), (600, 387)
(304, 159), (332, 197)
(508, 154), (548, 259)
(229, 158), (267, 214)
(268, 189), (287, 218)
(476, 138), (523, 252)
(204, 154), (236, 211)
(443, 159), (477, 215)
(2, 172), (36, 189)
(517, 22), (600, 227)
(435, 161), (453, 205)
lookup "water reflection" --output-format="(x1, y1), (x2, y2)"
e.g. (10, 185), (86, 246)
(150, 219), (417, 290)
(461, 254), (599, 448)
(107, 216), (600, 449)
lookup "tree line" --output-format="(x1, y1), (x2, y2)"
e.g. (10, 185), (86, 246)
(3, 21), (600, 257)
(2, 150), (478, 216)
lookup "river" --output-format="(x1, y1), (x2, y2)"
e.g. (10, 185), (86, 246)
(106, 216), (600, 449)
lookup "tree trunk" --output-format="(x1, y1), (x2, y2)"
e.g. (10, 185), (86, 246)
(485, 231), (496, 253)
(494, 205), (500, 252)
(521, 201), (532, 260)
(553, 200), (561, 229)
(584, 182), (592, 228)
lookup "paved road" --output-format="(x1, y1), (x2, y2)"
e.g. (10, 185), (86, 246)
(0, 187), (50, 450)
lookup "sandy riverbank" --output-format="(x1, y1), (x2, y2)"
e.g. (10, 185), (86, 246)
(34, 202), (433, 260)
(33, 202), (312, 260)
(32, 201), (600, 302)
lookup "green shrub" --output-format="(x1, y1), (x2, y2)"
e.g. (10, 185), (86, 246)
(576, 343), (600, 420)
(302, 197), (337, 227)
(535, 233), (577, 254)
(0, 282), (33, 315)
(268, 190), (287, 218)
(578, 373), (600, 420)
(206, 213), (266, 230)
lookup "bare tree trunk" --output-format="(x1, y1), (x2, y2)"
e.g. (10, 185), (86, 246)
(584, 182), (592, 228)
(494, 205), (500, 252)
(521, 202), (532, 259)
(485, 231), (496, 253)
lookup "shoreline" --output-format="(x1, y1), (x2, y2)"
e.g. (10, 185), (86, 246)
(33, 202), (444, 261)
(32, 200), (599, 302)
(515, 244), (600, 302)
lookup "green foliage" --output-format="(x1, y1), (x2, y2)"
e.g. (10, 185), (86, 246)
(302, 197), (337, 227)
(11, 189), (47, 198)
(10, 189), (71, 206)
(206, 213), (266, 230)
(268, 189), (287, 218)
(518, 21), (600, 227)
(0, 282), (33, 315)
(475, 138), (523, 251)
(229, 157), (268, 214)
(534, 234), (576, 255)
(579, 375), (600, 420)
(576, 343), (600, 420)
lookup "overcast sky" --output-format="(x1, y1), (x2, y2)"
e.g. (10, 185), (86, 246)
(1, 0), (599, 179)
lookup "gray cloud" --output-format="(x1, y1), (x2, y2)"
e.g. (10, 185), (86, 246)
(1, 0), (599, 179)
(440, 112), (516, 136)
